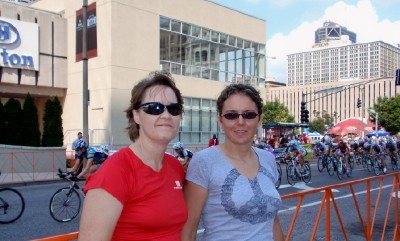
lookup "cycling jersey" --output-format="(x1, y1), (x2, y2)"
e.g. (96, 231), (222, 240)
(175, 149), (193, 160)
(87, 147), (109, 165)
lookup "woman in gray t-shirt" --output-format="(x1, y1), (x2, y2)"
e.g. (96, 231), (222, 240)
(182, 84), (284, 241)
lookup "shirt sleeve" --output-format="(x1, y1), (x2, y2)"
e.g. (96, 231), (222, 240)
(185, 152), (210, 190)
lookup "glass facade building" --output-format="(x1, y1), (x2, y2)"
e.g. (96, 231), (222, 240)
(160, 16), (266, 144)
(160, 16), (266, 87)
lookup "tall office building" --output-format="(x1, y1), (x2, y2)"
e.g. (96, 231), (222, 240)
(287, 41), (400, 86)
(315, 21), (356, 44)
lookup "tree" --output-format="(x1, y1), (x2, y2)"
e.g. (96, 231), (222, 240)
(42, 97), (64, 147)
(22, 93), (41, 147)
(263, 100), (295, 123)
(373, 96), (400, 134)
(309, 117), (326, 134)
(3, 98), (23, 145)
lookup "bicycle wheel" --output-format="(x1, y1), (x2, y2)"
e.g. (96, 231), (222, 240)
(337, 159), (344, 180)
(317, 156), (324, 172)
(366, 157), (373, 172)
(301, 163), (312, 183)
(49, 187), (81, 222)
(286, 164), (298, 186)
(373, 160), (381, 176)
(391, 156), (398, 170)
(349, 156), (355, 169)
(327, 157), (335, 176)
(275, 162), (282, 189)
(0, 188), (25, 224)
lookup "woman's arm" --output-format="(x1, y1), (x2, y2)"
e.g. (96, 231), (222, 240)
(273, 215), (285, 241)
(181, 181), (208, 241)
(78, 188), (123, 241)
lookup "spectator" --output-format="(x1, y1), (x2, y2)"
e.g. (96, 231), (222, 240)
(79, 71), (187, 240)
(208, 134), (219, 147)
(182, 83), (284, 241)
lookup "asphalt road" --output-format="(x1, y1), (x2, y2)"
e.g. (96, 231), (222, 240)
(1, 160), (399, 241)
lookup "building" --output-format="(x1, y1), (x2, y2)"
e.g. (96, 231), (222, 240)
(315, 21), (356, 44)
(266, 77), (399, 124)
(0, 0), (267, 148)
(288, 41), (400, 86)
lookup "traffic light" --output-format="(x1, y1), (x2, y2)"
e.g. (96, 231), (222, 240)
(304, 109), (309, 123)
(300, 101), (306, 123)
(357, 98), (361, 108)
(396, 69), (400, 86)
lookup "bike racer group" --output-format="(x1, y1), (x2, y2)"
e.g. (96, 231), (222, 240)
(313, 134), (400, 174)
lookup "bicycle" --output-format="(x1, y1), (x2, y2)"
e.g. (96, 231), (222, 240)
(373, 156), (385, 176)
(49, 169), (84, 222)
(335, 153), (352, 180)
(285, 156), (311, 186)
(275, 160), (282, 189)
(0, 171), (25, 224)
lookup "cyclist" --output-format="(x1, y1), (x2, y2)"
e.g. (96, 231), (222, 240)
(173, 142), (193, 171)
(77, 144), (109, 179)
(313, 140), (325, 157)
(370, 136), (387, 174)
(285, 140), (307, 172)
(70, 140), (88, 175)
(322, 134), (333, 156)
(333, 138), (351, 174)
(386, 136), (399, 166)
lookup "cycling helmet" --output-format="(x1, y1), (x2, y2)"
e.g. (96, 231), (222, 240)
(100, 144), (109, 155)
(86, 147), (97, 159)
(173, 142), (183, 150)
(371, 136), (377, 141)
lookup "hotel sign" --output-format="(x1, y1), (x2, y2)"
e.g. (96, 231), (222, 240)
(0, 17), (39, 71)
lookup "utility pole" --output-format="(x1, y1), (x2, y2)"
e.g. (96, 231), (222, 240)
(360, 85), (365, 138)
(82, 0), (89, 144)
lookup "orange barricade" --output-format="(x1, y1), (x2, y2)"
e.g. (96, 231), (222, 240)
(31, 172), (399, 241)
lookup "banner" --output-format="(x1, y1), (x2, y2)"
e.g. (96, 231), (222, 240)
(76, 2), (97, 62)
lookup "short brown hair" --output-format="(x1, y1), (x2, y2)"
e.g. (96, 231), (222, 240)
(216, 83), (263, 116)
(124, 71), (183, 142)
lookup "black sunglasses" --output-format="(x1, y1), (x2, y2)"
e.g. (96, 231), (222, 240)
(222, 112), (259, 120)
(138, 102), (183, 116)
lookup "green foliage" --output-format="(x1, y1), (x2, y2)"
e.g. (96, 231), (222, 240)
(42, 97), (64, 147)
(373, 96), (400, 134)
(309, 117), (326, 134)
(22, 93), (41, 147)
(3, 98), (23, 145)
(263, 100), (295, 123)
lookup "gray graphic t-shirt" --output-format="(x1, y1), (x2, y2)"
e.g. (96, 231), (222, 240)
(186, 146), (281, 241)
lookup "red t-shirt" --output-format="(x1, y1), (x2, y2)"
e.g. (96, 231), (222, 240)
(84, 147), (187, 241)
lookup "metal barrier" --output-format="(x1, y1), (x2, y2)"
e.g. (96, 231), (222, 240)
(31, 172), (399, 241)
(282, 172), (399, 241)
(0, 149), (67, 184)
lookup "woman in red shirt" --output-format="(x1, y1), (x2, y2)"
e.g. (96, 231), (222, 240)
(79, 72), (187, 241)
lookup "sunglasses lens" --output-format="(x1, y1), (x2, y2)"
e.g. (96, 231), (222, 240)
(142, 103), (164, 115)
(166, 103), (182, 116)
(243, 112), (258, 119)
(223, 113), (240, 120)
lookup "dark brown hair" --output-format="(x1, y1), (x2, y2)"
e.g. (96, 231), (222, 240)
(216, 83), (263, 116)
(124, 71), (183, 142)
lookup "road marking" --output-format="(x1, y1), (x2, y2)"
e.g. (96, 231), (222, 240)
(279, 182), (340, 192)
(279, 184), (393, 213)
(392, 191), (400, 198)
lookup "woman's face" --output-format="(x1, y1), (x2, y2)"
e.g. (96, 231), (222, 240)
(133, 85), (182, 144)
(217, 93), (262, 146)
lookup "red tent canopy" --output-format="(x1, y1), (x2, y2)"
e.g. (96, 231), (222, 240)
(328, 117), (375, 136)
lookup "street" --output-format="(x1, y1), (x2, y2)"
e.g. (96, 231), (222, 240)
(0, 161), (399, 241)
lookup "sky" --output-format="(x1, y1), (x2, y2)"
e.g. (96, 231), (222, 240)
(210, 0), (400, 83)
